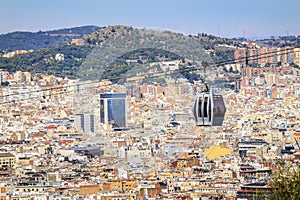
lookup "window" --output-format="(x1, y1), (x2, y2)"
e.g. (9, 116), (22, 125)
(203, 96), (208, 117)
(198, 97), (202, 118)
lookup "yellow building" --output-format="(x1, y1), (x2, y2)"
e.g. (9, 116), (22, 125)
(266, 131), (283, 143)
(294, 133), (300, 146)
(102, 180), (137, 192)
(0, 152), (16, 177)
(294, 48), (300, 66)
(204, 146), (232, 159)
(74, 184), (100, 197)
(0, 152), (16, 169)
(100, 194), (131, 200)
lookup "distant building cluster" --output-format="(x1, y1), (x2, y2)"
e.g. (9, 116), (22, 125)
(0, 44), (300, 199)
(233, 42), (300, 67)
(2, 50), (32, 58)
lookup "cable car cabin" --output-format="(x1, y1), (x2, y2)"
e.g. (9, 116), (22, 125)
(193, 89), (226, 126)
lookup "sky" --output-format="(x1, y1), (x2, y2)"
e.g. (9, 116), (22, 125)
(0, 0), (299, 38)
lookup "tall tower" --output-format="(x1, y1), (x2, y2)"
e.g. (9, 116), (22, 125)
(100, 93), (127, 130)
(74, 113), (95, 133)
(0, 71), (2, 86)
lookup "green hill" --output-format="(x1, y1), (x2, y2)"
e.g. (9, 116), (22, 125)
(79, 25), (235, 81)
(0, 44), (92, 79)
(0, 25), (101, 51)
(0, 25), (236, 80)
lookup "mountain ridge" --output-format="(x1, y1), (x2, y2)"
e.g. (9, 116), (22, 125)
(0, 25), (101, 51)
(0, 25), (236, 80)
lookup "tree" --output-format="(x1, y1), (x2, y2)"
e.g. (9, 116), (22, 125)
(270, 161), (300, 200)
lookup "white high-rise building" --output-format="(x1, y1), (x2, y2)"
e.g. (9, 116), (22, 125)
(74, 113), (95, 133)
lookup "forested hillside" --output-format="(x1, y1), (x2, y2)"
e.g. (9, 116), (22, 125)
(0, 25), (236, 80)
(0, 25), (101, 51)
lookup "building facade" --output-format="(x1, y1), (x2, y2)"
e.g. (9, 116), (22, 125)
(74, 113), (95, 133)
(100, 93), (127, 129)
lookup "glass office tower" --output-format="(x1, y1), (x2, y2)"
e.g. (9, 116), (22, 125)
(100, 93), (127, 128)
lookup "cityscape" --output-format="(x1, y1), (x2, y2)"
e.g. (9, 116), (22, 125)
(0, 1), (300, 200)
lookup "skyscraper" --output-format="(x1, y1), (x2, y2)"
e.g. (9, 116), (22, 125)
(0, 71), (2, 86)
(74, 113), (95, 133)
(100, 93), (127, 129)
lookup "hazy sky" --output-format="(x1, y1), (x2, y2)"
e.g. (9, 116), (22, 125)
(1, 0), (299, 37)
